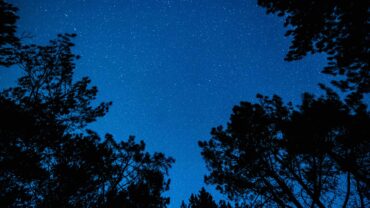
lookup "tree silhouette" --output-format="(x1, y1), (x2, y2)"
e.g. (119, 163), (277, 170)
(0, 0), (19, 66)
(199, 1), (369, 207)
(199, 90), (369, 207)
(0, 1), (174, 207)
(257, 0), (369, 93)
(181, 188), (232, 208)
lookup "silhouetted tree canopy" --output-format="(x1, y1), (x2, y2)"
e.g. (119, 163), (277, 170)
(0, 0), (19, 66)
(199, 90), (369, 207)
(181, 188), (232, 208)
(199, 1), (369, 207)
(0, 1), (174, 207)
(257, 0), (369, 93)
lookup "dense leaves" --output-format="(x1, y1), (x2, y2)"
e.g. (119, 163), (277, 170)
(0, 1), (174, 207)
(0, 0), (19, 66)
(2, 33), (111, 130)
(257, 0), (370, 93)
(198, 1), (370, 207)
(181, 188), (232, 208)
(200, 91), (369, 207)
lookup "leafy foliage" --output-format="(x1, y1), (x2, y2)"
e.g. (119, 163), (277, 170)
(257, 0), (369, 93)
(199, 91), (369, 207)
(0, 0), (20, 66)
(181, 188), (232, 208)
(197, 1), (369, 206)
(0, 1), (174, 207)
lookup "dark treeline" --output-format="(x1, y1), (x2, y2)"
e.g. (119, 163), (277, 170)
(198, 1), (369, 207)
(0, 0), (369, 207)
(0, 1), (173, 207)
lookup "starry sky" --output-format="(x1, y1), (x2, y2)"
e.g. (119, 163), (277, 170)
(2, 0), (330, 206)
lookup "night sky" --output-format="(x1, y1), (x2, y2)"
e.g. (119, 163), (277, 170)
(2, 0), (330, 206)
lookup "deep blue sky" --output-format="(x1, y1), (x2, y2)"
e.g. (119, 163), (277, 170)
(2, 0), (330, 206)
